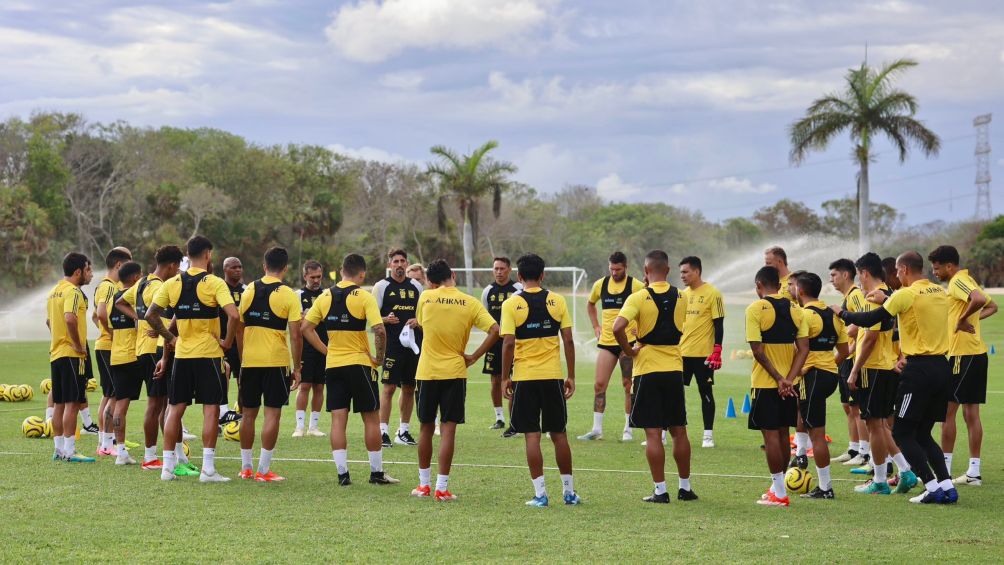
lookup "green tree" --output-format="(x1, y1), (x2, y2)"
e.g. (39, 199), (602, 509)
(977, 215), (1004, 241)
(722, 217), (762, 248)
(789, 58), (940, 254)
(752, 198), (823, 235)
(427, 140), (517, 288)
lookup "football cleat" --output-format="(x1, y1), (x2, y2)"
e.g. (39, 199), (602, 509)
(855, 481), (891, 495)
(411, 485), (431, 497)
(788, 455), (809, 470)
(800, 486), (835, 499)
(174, 464), (200, 477)
(701, 438), (715, 448)
(395, 431), (417, 446)
(254, 471), (285, 482)
(291, 428), (305, 438)
(755, 491), (790, 507)
(895, 470), (919, 494)
(238, 469), (254, 480)
(115, 454), (137, 466)
(381, 433), (393, 448)
(369, 472), (400, 485)
(160, 470), (176, 481)
(198, 470), (232, 483)
(65, 452), (96, 463)
(843, 453), (869, 466)
(621, 430), (633, 442)
(435, 490), (458, 501)
(141, 459), (163, 470)
(677, 489), (698, 501)
(501, 427), (518, 438)
(338, 472), (351, 486)
(96, 447), (115, 456)
(850, 464), (873, 475)
(834, 450), (857, 463)
(952, 474), (982, 486)
(306, 428), (326, 437)
(643, 492), (670, 504)
(564, 491), (582, 505)
(81, 423), (99, 435)
(525, 495), (549, 507)
(941, 487), (959, 504)
(123, 439), (140, 449)
(909, 489), (946, 504)
(182, 429), (197, 441)
(219, 411), (242, 426)
(490, 420), (506, 430)
(577, 430), (602, 441)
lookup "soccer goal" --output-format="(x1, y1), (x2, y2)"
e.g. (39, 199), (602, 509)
(385, 266), (592, 344)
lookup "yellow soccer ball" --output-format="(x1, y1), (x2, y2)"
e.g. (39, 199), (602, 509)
(18, 384), (34, 401)
(0, 384), (10, 401)
(7, 385), (26, 402)
(183, 441), (191, 457)
(40, 378), (52, 394)
(222, 421), (241, 441)
(86, 378), (98, 392)
(785, 467), (813, 494)
(22, 416), (45, 438)
(43, 418), (54, 438)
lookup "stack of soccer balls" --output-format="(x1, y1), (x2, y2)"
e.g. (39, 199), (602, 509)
(21, 416), (53, 438)
(1, 384), (34, 402)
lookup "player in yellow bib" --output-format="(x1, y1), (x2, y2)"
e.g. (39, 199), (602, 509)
(579, 251), (644, 441)
(764, 246), (794, 302)
(828, 258), (872, 465)
(678, 256), (725, 448)
(929, 245), (998, 485)
(93, 247), (132, 456)
(108, 262), (143, 465)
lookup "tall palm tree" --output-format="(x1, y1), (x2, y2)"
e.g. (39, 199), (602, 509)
(789, 58), (940, 254)
(427, 140), (517, 289)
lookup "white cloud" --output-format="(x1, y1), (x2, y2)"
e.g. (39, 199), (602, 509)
(379, 71), (424, 90)
(596, 173), (642, 200)
(513, 143), (620, 192)
(327, 143), (413, 164)
(669, 183), (687, 194)
(707, 177), (777, 194)
(325, 0), (556, 63)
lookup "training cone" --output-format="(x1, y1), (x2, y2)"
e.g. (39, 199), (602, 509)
(991, 345), (996, 355)
(742, 394), (751, 414)
(725, 397), (737, 418)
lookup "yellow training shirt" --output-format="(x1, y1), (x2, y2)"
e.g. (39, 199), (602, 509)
(122, 274), (163, 356)
(778, 273), (793, 302)
(680, 282), (725, 358)
(842, 286), (866, 360)
(882, 279), (949, 357)
(588, 276), (644, 346)
(152, 268), (234, 359)
(110, 287), (138, 366)
(93, 277), (119, 351)
(802, 300), (848, 373)
(745, 294), (808, 388)
(858, 284), (897, 370)
(947, 269), (990, 356)
(47, 280), (88, 361)
(617, 281), (687, 375)
(415, 286), (496, 380)
(500, 288), (572, 381)
(239, 276), (302, 368)
(304, 281), (383, 369)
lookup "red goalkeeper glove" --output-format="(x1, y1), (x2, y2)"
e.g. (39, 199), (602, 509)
(704, 344), (723, 371)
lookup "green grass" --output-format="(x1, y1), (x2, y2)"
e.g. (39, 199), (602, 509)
(1, 311), (1003, 563)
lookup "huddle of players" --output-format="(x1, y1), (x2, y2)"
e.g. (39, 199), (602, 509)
(748, 245), (996, 507)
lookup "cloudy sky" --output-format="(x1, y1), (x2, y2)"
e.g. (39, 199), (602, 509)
(2, 0), (1002, 225)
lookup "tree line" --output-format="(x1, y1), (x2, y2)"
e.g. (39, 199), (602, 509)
(1, 111), (1001, 299)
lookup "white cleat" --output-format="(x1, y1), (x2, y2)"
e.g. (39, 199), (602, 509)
(953, 474), (982, 486)
(702, 438), (715, 448)
(115, 455), (137, 465)
(199, 471), (232, 483)
(577, 430), (602, 441)
(834, 451), (854, 463)
(291, 428), (305, 438)
(160, 470), (176, 481)
(182, 429), (197, 441)
(843, 454), (867, 466)
(306, 428), (326, 437)
(621, 430), (633, 442)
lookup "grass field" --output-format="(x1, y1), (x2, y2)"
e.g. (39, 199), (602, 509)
(1, 307), (1002, 563)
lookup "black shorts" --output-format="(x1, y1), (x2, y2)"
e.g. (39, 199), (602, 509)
(301, 356), (326, 385)
(510, 379), (567, 434)
(797, 369), (838, 429)
(82, 345), (94, 382)
(240, 367), (291, 409)
(483, 341), (504, 376)
(857, 368), (897, 420)
(95, 349), (114, 397)
(168, 357), (228, 406)
(141, 350), (168, 398)
(382, 348), (418, 386)
(50, 356), (88, 404)
(111, 361), (143, 401)
(416, 379), (466, 424)
(950, 353), (988, 404)
(597, 343), (633, 358)
(682, 357), (714, 387)
(748, 387), (798, 430)
(896, 356), (950, 423)
(224, 346), (241, 379)
(629, 372), (687, 429)
(838, 358), (856, 405)
(326, 365), (380, 413)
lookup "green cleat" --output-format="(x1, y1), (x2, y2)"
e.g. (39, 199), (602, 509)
(854, 481), (891, 495)
(174, 463), (201, 477)
(124, 439), (141, 449)
(895, 470), (918, 494)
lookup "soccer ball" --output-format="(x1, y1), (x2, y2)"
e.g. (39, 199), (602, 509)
(7, 385), (27, 402)
(18, 384), (34, 401)
(183, 441), (190, 457)
(222, 421), (241, 441)
(22, 416), (45, 438)
(40, 378), (52, 394)
(0, 384), (9, 401)
(86, 378), (97, 392)
(785, 467), (813, 494)
(43, 418), (53, 438)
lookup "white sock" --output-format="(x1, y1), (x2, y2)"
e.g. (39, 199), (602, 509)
(45, 407), (54, 420)
(795, 432), (809, 456)
(54, 435), (64, 455)
(309, 411), (320, 429)
(64, 436), (76, 455)
(561, 473), (574, 495)
(925, 479), (939, 493)
(679, 477), (691, 492)
(623, 413), (631, 431)
(144, 445), (157, 463)
(654, 481), (667, 495)
(80, 408), (93, 427)
(241, 449), (253, 470)
(939, 478), (954, 491)
(176, 442), (188, 464)
(531, 475), (547, 498)
(380, 422), (389, 435)
(859, 440), (870, 457)
(592, 412), (603, 433)
(116, 446), (129, 462)
(848, 441), (859, 453)
(494, 406), (504, 421)
(419, 467), (431, 487)
(219, 403), (230, 415)
(98, 431), (105, 445)
(295, 410), (305, 429)
(258, 448), (273, 474)
(202, 448), (216, 475)
(163, 451), (177, 473)
(703, 430), (713, 439)
(436, 474), (449, 492)
(945, 453), (954, 474)
(771, 472), (786, 497)
(817, 465), (832, 491)
(368, 450), (382, 473)
(661, 430), (667, 443)
(332, 449), (348, 474)
(399, 421), (410, 433)
(892, 452), (911, 473)
(873, 462), (888, 484)
(968, 457), (981, 477)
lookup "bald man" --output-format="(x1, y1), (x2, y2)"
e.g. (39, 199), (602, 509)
(219, 256), (245, 425)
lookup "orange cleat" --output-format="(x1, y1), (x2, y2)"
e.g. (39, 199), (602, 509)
(411, 485), (431, 497)
(255, 471), (285, 482)
(238, 469), (254, 480)
(756, 491), (790, 507)
(434, 489), (457, 501)
(141, 459), (163, 470)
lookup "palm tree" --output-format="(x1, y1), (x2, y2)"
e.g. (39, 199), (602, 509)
(789, 58), (940, 254)
(427, 140), (517, 289)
